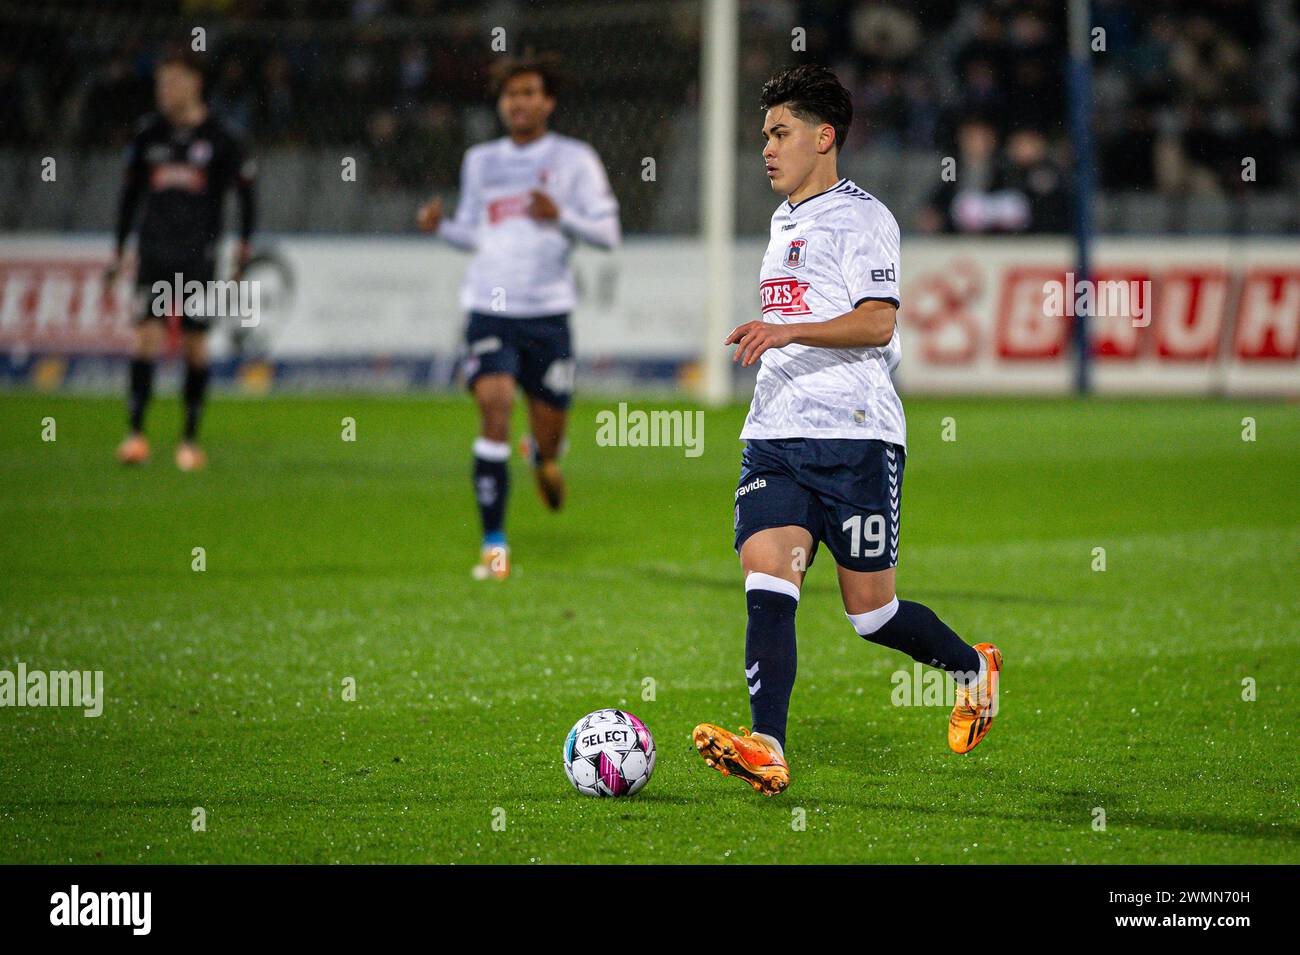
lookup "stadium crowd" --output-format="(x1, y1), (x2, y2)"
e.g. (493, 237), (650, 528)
(0, 0), (1295, 234)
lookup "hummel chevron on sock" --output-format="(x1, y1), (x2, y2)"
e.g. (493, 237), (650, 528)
(847, 597), (981, 679)
(744, 572), (799, 750)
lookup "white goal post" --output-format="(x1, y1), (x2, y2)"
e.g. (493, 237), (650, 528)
(700, 0), (739, 405)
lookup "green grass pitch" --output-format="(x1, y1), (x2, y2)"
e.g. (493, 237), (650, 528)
(1, 391), (1296, 864)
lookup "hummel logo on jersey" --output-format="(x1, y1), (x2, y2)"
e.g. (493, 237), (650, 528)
(760, 277), (812, 316)
(784, 238), (807, 269)
(781, 222), (797, 231)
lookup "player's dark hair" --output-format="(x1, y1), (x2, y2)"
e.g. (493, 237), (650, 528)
(490, 53), (563, 98)
(760, 64), (853, 152)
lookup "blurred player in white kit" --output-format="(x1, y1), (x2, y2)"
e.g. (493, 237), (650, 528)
(418, 56), (621, 579)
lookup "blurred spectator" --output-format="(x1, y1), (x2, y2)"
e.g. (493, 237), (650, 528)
(396, 40), (431, 106)
(209, 58), (255, 135)
(0, 53), (39, 145)
(918, 118), (1001, 233)
(1001, 127), (1068, 231)
(919, 121), (1066, 233)
(1100, 102), (1158, 191)
(851, 5), (923, 63)
(79, 52), (148, 147)
(259, 52), (296, 143)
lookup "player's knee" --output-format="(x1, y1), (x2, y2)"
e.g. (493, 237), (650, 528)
(477, 389), (511, 410)
(135, 322), (163, 359)
(846, 596), (900, 637)
(740, 547), (801, 585)
(182, 338), (207, 366)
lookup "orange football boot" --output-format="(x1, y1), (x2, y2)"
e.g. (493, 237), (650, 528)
(693, 723), (790, 795)
(116, 434), (150, 465)
(471, 544), (510, 581)
(948, 642), (1002, 754)
(533, 459), (565, 511)
(520, 435), (565, 511)
(175, 442), (207, 472)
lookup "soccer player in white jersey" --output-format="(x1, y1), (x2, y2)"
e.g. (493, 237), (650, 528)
(693, 65), (1002, 795)
(417, 56), (620, 579)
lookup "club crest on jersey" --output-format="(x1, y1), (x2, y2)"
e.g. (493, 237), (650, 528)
(784, 238), (807, 269)
(760, 276), (812, 316)
(187, 140), (212, 166)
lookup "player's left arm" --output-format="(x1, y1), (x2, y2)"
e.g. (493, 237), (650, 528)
(529, 146), (621, 249)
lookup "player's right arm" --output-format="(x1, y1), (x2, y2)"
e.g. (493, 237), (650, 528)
(728, 200), (902, 367)
(417, 149), (480, 251)
(107, 123), (149, 282)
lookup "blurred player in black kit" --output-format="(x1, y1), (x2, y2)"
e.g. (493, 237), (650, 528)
(108, 52), (256, 470)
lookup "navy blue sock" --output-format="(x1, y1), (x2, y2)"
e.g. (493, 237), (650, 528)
(744, 582), (798, 749)
(128, 358), (154, 433)
(472, 439), (509, 542)
(858, 599), (980, 675)
(182, 364), (210, 441)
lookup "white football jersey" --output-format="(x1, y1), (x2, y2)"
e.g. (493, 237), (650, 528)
(438, 132), (620, 316)
(740, 178), (906, 447)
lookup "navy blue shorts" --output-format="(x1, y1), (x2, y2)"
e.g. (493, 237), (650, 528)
(463, 311), (574, 410)
(733, 438), (904, 573)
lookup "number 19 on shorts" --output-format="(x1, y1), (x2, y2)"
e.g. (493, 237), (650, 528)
(842, 513), (887, 558)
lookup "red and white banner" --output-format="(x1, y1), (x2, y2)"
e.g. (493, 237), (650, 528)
(0, 235), (1296, 395)
(896, 238), (1298, 395)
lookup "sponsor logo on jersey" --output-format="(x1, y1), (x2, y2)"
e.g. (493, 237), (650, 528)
(760, 276), (812, 316)
(735, 477), (767, 498)
(784, 238), (807, 269)
(487, 194), (531, 224)
(149, 163), (207, 192)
